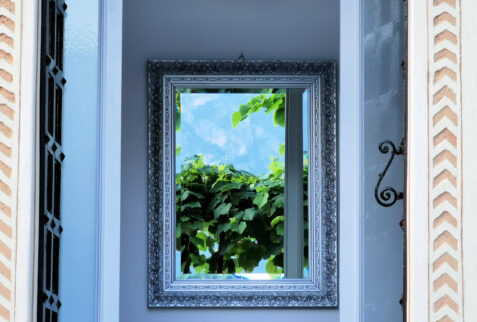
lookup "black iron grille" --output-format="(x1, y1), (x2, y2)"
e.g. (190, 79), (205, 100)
(38, 0), (66, 321)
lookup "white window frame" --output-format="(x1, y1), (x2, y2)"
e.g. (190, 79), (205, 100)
(16, 0), (41, 321)
(97, 0), (122, 321)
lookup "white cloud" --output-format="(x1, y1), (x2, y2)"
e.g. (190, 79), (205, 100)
(254, 126), (266, 138)
(202, 153), (218, 165)
(190, 94), (218, 108)
(182, 109), (195, 124)
(181, 94), (221, 125)
(194, 119), (227, 147)
(238, 145), (247, 156)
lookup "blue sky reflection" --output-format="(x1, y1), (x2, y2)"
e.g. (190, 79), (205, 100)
(176, 93), (286, 175)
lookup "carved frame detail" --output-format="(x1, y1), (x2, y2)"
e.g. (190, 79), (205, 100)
(147, 60), (337, 307)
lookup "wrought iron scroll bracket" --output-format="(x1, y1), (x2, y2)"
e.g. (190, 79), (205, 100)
(375, 139), (404, 207)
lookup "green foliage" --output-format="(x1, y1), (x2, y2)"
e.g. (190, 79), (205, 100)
(231, 93), (286, 128)
(279, 143), (285, 157)
(253, 191), (269, 209)
(176, 155), (308, 275)
(175, 91), (181, 132)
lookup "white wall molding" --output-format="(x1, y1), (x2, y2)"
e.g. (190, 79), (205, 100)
(97, 0), (122, 321)
(461, 0), (477, 320)
(0, 0), (41, 320)
(15, 0), (40, 320)
(407, 0), (430, 320)
(339, 0), (362, 320)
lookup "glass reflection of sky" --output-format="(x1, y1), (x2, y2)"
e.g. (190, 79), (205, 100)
(176, 93), (286, 175)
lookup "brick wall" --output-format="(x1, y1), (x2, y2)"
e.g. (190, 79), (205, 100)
(0, 0), (20, 320)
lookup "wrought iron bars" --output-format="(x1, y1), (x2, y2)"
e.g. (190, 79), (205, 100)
(38, 0), (66, 321)
(375, 140), (404, 207)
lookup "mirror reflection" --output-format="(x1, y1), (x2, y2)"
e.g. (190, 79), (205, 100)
(175, 88), (309, 280)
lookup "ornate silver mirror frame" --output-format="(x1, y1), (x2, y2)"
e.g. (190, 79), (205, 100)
(147, 60), (337, 307)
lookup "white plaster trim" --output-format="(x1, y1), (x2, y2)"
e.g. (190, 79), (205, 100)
(427, 0), (464, 319)
(461, 0), (477, 320)
(407, 0), (430, 320)
(408, 0), (468, 320)
(15, 0), (40, 321)
(339, 0), (362, 320)
(97, 0), (122, 321)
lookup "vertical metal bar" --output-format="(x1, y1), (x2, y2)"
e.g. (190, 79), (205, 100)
(38, 0), (47, 320)
(284, 88), (304, 279)
(39, 0), (66, 320)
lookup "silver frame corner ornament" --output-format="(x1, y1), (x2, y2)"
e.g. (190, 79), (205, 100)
(147, 60), (337, 307)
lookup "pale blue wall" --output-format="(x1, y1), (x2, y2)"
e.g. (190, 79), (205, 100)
(362, 0), (405, 320)
(51, 0), (409, 321)
(121, 1), (339, 321)
(59, 0), (100, 321)
(120, 1), (406, 321)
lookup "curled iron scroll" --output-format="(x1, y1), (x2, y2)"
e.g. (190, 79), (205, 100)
(375, 140), (404, 207)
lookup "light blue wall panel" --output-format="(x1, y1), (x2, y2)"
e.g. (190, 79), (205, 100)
(121, 1), (339, 321)
(362, 0), (405, 320)
(58, 1), (99, 321)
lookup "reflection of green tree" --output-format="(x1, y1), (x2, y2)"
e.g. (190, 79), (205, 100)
(176, 155), (308, 274)
(176, 90), (308, 274)
(231, 92), (285, 128)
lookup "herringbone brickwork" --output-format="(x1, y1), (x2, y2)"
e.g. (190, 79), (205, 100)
(0, 0), (19, 320)
(428, 0), (464, 321)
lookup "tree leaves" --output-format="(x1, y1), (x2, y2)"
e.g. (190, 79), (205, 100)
(270, 216), (284, 228)
(273, 106), (285, 127)
(176, 154), (308, 275)
(269, 157), (284, 178)
(219, 181), (242, 192)
(216, 222), (231, 235)
(231, 93), (286, 128)
(181, 201), (201, 211)
(232, 111), (242, 128)
(253, 191), (269, 209)
(266, 255), (283, 274)
(231, 221), (247, 234)
(243, 208), (256, 221)
(181, 189), (204, 201)
(213, 203), (232, 218)
(175, 90), (182, 131)
(189, 236), (205, 249)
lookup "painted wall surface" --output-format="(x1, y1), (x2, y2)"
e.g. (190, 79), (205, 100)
(59, 0), (100, 321)
(362, 0), (405, 321)
(462, 1), (477, 320)
(121, 1), (339, 321)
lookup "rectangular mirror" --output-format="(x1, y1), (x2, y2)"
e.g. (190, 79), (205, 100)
(175, 88), (308, 281)
(148, 60), (337, 307)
